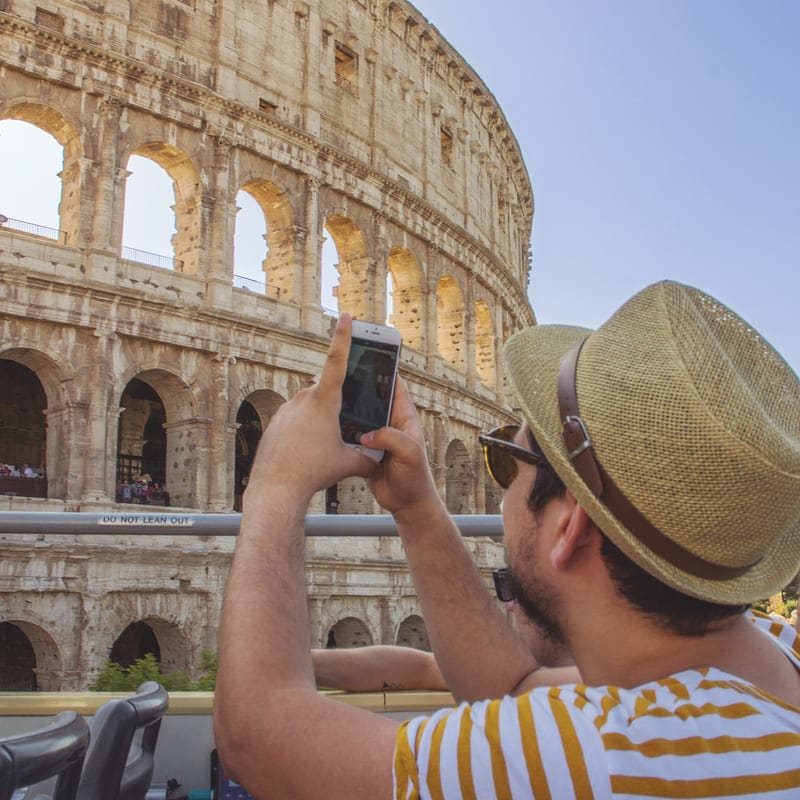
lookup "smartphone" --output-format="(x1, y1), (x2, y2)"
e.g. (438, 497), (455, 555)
(339, 320), (402, 461)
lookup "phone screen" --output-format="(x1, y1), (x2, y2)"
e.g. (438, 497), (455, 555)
(339, 338), (399, 444)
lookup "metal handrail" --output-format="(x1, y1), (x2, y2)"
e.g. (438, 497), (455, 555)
(0, 512), (502, 538)
(0, 215), (67, 243)
(120, 246), (181, 270)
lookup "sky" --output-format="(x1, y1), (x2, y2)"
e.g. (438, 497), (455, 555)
(1, 1), (798, 372)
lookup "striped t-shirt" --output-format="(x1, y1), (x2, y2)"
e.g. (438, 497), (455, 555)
(394, 612), (800, 799)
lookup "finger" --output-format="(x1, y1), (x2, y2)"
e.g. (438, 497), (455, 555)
(317, 313), (352, 397)
(387, 378), (423, 439)
(359, 425), (424, 466)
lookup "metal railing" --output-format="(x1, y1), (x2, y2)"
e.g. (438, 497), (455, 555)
(120, 246), (182, 270)
(0, 214), (67, 243)
(0, 512), (503, 538)
(232, 274), (283, 298)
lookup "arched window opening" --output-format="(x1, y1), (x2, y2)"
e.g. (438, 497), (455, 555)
(110, 621), (161, 668)
(396, 615), (430, 651)
(445, 439), (471, 514)
(0, 622), (37, 691)
(121, 154), (177, 270)
(0, 359), (47, 497)
(234, 400), (262, 512)
(323, 215), (369, 318)
(436, 275), (465, 368)
(233, 189), (269, 294)
(326, 617), (373, 649)
(234, 179), (294, 299)
(117, 378), (167, 501)
(475, 300), (495, 386)
(387, 247), (424, 350)
(321, 235), (339, 315)
(0, 118), (64, 242)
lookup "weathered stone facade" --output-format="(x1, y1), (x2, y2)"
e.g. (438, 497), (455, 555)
(0, 0), (534, 688)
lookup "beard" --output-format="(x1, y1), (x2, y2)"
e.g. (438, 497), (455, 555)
(507, 558), (568, 649)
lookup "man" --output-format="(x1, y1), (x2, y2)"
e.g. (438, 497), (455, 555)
(215, 282), (800, 798)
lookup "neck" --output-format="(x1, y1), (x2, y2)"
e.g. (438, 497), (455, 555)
(567, 599), (755, 688)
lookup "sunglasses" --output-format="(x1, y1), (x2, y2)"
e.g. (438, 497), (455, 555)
(492, 567), (514, 603)
(478, 425), (543, 489)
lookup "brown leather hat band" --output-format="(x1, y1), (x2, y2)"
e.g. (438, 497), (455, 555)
(557, 342), (756, 581)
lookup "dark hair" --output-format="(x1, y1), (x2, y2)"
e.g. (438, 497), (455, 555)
(524, 431), (747, 636)
(599, 536), (748, 636)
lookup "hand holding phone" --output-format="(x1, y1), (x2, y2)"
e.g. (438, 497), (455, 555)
(339, 320), (402, 461)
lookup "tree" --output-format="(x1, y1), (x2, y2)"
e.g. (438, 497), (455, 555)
(90, 651), (216, 692)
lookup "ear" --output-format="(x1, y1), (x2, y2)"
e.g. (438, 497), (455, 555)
(550, 495), (597, 572)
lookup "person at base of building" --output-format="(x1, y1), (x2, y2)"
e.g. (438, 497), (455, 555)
(312, 599), (579, 694)
(214, 282), (800, 799)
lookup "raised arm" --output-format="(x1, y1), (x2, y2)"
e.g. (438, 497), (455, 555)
(214, 315), (399, 800)
(356, 383), (541, 701)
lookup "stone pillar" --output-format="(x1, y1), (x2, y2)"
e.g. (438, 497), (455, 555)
(495, 306), (507, 402)
(266, 225), (305, 301)
(301, 177), (323, 329)
(80, 327), (115, 505)
(44, 401), (86, 501)
(172, 196), (202, 275)
(163, 418), (207, 509)
(371, 214), (389, 324)
(86, 96), (126, 272)
(431, 412), (447, 499)
(205, 134), (236, 307)
(424, 249), (439, 371)
(465, 275), (477, 391)
(336, 255), (375, 320)
(207, 354), (234, 512)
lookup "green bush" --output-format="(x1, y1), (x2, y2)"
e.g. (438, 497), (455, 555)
(90, 651), (217, 692)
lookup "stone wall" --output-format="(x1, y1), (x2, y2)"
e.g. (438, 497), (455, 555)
(0, 0), (534, 688)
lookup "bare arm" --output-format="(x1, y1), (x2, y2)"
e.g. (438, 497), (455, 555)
(312, 646), (448, 692)
(357, 384), (540, 702)
(312, 644), (581, 695)
(214, 316), (398, 799)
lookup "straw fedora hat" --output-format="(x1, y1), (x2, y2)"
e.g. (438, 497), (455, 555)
(504, 280), (800, 604)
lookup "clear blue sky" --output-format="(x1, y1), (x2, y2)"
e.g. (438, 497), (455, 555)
(2, 1), (798, 372)
(416, 0), (800, 373)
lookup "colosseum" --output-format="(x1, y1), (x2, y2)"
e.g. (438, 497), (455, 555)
(0, 0), (534, 689)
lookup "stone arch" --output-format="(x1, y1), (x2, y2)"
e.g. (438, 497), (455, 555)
(109, 616), (191, 676)
(116, 367), (198, 508)
(324, 214), (369, 317)
(445, 438), (472, 514)
(395, 615), (430, 651)
(474, 299), (495, 386)
(126, 141), (202, 274)
(436, 274), (465, 369)
(0, 620), (63, 691)
(0, 347), (70, 499)
(326, 616), (373, 649)
(0, 102), (82, 245)
(237, 178), (296, 300)
(387, 246), (424, 351)
(234, 388), (285, 511)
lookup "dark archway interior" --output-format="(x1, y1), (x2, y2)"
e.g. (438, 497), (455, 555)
(0, 622), (37, 691)
(234, 400), (262, 511)
(109, 621), (161, 667)
(0, 359), (47, 472)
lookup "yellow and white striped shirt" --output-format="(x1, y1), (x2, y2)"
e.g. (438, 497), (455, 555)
(394, 613), (800, 799)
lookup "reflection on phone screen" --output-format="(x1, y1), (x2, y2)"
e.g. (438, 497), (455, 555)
(339, 340), (398, 443)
